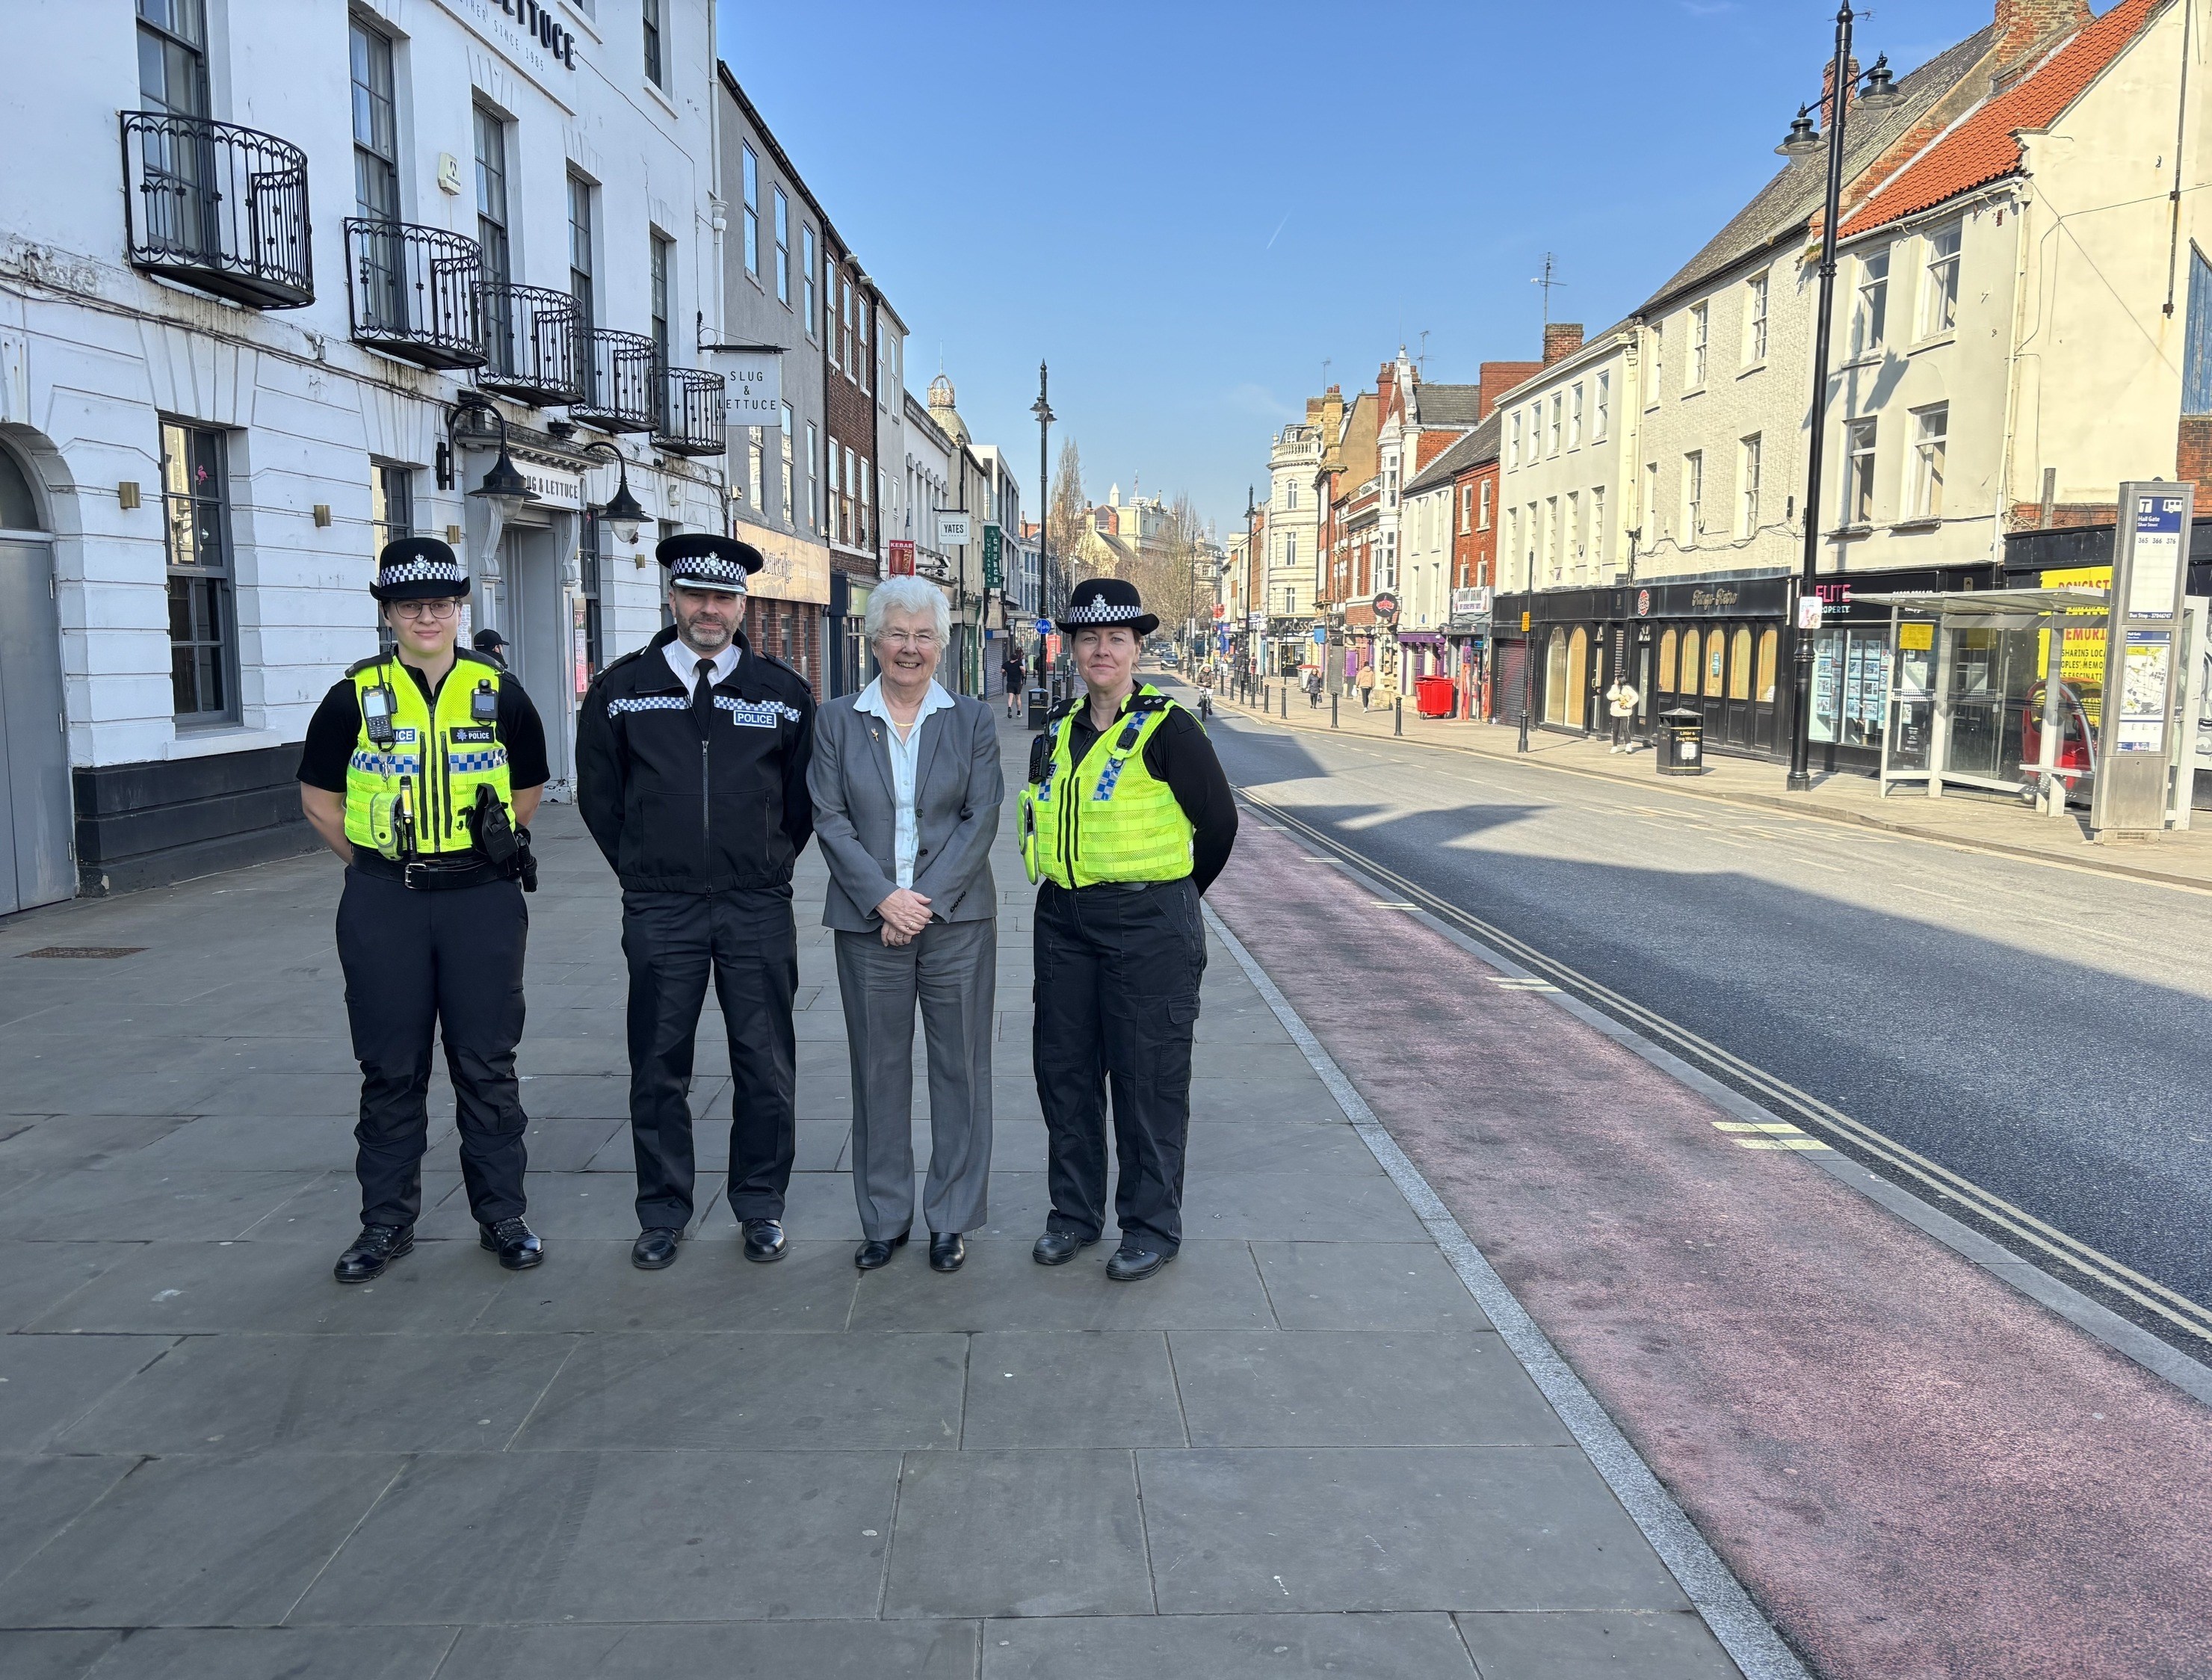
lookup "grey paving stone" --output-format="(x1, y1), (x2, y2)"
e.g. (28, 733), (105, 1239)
(850, 1238), (1274, 1332)
(239, 1170), (463, 1244)
(25, 1239), (507, 1335)
(513, 1116), (627, 1172)
(1138, 1448), (1693, 1613)
(292, 1449), (898, 1624)
(472, 1238), (858, 1334)
(53, 1332), (574, 1455)
(961, 1332), (1186, 1448)
(1178, 1170), (1430, 1241)
(0, 1631), (118, 1680)
(0, 1450), (403, 1628)
(1170, 1332), (1567, 1448)
(884, 1450), (1152, 1618)
(181, 1073), (368, 1118)
(415, 1171), (722, 1240)
(1184, 1117), (1385, 1176)
(980, 1612), (1480, 1678)
(504, 1076), (629, 1120)
(81, 1626), (457, 1679)
(111, 1114), (365, 1173)
(1453, 1610), (1742, 1679)
(0, 1241), (140, 1332)
(0, 1117), (187, 1173)
(515, 1331), (964, 1451)
(1251, 1241), (1492, 1332)
(0, 1168), (316, 1242)
(0, 1333), (169, 1451)
(0, 1455), (136, 1583)
(443, 1620), (978, 1679)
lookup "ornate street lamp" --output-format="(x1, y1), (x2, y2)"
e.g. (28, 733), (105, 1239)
(577, 439), (648, 546)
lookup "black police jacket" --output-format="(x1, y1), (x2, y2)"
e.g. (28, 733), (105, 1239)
(576, 626), (817, 893)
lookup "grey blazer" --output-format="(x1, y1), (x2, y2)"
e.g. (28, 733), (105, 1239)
(807, 691), (1004, 932)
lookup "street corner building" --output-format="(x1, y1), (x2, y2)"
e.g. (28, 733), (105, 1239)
(0, 0), (746, 912)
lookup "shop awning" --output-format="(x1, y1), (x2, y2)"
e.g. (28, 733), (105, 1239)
(1853, 586), (2108, 617)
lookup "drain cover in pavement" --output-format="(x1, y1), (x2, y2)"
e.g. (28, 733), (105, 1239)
(16, 947), (146, 959)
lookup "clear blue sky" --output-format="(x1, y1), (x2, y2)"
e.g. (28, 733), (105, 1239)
(717, 0), (2007, 534)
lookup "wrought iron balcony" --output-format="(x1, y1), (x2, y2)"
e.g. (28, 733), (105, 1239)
(652, 366), (727, 457)
(569, 329), (657, 431)
(478, 282), (582, 407)
(120, 111), (313, 309)
(344, 220), (484, 370)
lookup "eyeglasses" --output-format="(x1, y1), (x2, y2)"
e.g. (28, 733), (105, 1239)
(877, 631), (940, 649)
(391, 600), (461, 622)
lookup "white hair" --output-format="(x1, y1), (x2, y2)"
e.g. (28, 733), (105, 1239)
(865, 575), (951, 643)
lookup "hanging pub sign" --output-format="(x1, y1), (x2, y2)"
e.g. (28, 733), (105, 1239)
(887, 539), (915, 577)
(983, 523), (1003, 589)
(708, 347), (782, 424)
(1372, 590), (1400, 623)
(938, 512), (974, 547)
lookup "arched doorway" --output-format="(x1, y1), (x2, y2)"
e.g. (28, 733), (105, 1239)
(0, 442), (72, 914)
(1565, 626), (1589, 729)
(1543, 626), (1568, 725)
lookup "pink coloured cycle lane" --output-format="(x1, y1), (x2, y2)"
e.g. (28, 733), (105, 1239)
(1209, 825), (2212, 1680)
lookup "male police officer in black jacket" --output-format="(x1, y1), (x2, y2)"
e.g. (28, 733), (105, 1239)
(576, 534), (817, 1269)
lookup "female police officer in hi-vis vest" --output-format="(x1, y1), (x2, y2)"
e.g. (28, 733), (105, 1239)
(1019, 578), (1238, 1282)
(297, 537), (550, 1283)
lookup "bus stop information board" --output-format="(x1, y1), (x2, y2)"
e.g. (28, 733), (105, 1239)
(2091, 482), (2193, 834)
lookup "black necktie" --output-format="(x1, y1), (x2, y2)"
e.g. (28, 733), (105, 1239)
(692, 656), (717, 735)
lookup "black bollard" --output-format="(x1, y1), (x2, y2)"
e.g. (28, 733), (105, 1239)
(1394, 697), (1403, 737)
(1331, 692), (1338, 729)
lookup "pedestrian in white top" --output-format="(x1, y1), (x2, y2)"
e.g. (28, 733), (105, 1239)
(1606, 673), (1642, 752)
(807, 575), (1004, 1274)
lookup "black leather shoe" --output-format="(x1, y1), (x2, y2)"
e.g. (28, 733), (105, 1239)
(1105, 1244), (1173, 1283)
(742, 1218), (787, 1263)
(855, 1229), (910, 1270)
(479, 1217), (543, 1270)
(631, 1226), (682, 1270)
(929, 1232), (966, 1273)
(1031, 1230), (1097, 1267)
(334, 1224), (413, 1284)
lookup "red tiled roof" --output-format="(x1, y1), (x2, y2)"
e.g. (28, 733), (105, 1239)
(1841, 0), (2163, 237)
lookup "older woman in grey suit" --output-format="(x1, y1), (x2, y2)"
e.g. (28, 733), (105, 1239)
(808, 576), (1004, 1273)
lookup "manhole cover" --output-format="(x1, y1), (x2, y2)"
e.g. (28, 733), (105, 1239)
(16, 947), (146, 960)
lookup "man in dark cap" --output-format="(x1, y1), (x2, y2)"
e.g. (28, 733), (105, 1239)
(471, 627), (508, 669)
(1017, 578), (1238, 1282)
(297, 537), (549, 1282)
(576, 533), (818, 1269)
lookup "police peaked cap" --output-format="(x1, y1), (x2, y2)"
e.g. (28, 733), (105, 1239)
(1056, 577), (1158, 637)
(371, 536), (471, 602)
(658, 532), (764, 594)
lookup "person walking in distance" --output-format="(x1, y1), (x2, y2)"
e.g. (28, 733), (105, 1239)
(1356, 661), (1376, 710)
(809, 577), (1004, 1275)
(1003, 646), (1026, 719)
(1606, 668), (1642, 753)
(297, 538), (547, 1283)
(576, 534), (818, 1270)
(1019, 578), (1238, 1282)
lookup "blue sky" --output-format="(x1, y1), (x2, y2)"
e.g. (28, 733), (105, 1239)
(716, 0), (2009, 534)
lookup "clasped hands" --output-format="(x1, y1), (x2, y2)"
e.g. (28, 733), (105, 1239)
(876, 886), (933, 946)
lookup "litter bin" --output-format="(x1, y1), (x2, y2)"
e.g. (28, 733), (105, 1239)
(1026, 686), (1048, 730)
(1657, 707), (1705, 776)
(1415, 675), (1455, 718)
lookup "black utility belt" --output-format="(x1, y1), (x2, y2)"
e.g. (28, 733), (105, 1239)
(1051, 878), (1188, 895)
(354, 853), (513, 892)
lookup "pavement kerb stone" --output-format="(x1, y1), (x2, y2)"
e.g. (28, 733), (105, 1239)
(1208, 690), (2212, 895)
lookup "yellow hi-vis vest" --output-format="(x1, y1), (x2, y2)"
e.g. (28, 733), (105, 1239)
(1020, 685), (1195, 888)
(342, 651), (514, 859)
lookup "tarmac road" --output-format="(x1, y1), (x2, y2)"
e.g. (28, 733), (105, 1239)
(1199, 694), (2212, 1358)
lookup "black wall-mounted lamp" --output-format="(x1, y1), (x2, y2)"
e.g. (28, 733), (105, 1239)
(577, 439), (647, 546)
(442, 394), (538, 522)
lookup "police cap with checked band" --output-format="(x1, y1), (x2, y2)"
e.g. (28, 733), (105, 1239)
(658, 532), (764, 595)
(371, 536), (471, 602)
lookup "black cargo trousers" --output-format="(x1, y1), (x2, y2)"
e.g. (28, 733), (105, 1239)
(336, 866), (529, 1229)
(1033, 876), (1206, 1255)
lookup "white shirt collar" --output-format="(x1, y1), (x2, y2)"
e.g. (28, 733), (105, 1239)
(665, 636), (742, 689)
(854, 676), (954, 722)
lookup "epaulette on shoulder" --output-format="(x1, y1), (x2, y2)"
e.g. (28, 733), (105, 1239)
(342, 653), (388, 679)
(1131, 691), (1173, 712)
(596, 645), (650, 682)
(760, 652), (803, 677)
(454, 648), (498, 671)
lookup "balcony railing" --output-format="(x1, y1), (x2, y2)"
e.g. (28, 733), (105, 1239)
(652, 366), (727, 457)
(120, 111), (313, 309)
(344, 220), (484, 370)
(478, 282), (582, 407)
(570, 329), (657, 431)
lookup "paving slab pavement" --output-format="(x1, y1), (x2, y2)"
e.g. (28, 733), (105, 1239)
(0, 719), (1749, 1679)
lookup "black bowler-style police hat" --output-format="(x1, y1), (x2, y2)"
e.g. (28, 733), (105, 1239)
(371, 536), (471, 602)
(1057, 576), (1158, 637)
(658, 532), (764, 595)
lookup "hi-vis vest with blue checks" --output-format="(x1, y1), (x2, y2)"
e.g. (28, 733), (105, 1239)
(1019, 685), (1194, 888)
(342, 652), (514, 859)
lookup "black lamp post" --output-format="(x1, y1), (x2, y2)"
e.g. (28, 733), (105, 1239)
(446, 394), (537, 524)
(575, 439), (648, 546)
(1783, 4), (1886, 792)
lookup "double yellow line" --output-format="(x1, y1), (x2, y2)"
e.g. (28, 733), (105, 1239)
(1238, 785), (2212, 1348)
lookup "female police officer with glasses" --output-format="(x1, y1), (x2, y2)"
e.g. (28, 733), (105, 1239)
(297, 536), (549, 1283)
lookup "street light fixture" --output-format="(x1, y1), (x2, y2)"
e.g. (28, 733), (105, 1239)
(576, 439), (648, 546)
(449, 394), (538, 523)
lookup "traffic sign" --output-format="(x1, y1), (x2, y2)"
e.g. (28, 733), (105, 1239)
(1034, 618), (1053, 637)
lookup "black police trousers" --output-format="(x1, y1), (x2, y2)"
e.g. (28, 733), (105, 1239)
(622, 887), (798, 1229)
(336, 868), (529, 1229)
(1034, 877), (1206, 1254)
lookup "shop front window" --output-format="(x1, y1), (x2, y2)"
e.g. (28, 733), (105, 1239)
(1658, 627), (1678, 694)
(1679, 628), (1701, 697)
(1728, 627), (1752, 700)
(1704, 630), (1726, 699)
(1545, 627), (1568, 726)
(1566, 626), (1589, 728)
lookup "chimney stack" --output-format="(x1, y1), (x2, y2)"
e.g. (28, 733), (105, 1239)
(1820, 55), (1861, 130)
(1995, 0), (2091, 64)
(1542, 323), (1584, 365)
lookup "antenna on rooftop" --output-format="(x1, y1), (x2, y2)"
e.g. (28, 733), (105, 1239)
(1530, 253), (1567, 327)
(1418, 330), (1430, 377)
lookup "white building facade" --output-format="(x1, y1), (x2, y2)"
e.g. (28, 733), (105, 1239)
(0, 0), (730, 906)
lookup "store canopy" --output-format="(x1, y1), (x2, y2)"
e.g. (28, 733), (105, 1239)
(1853, 586), (2108, 617)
